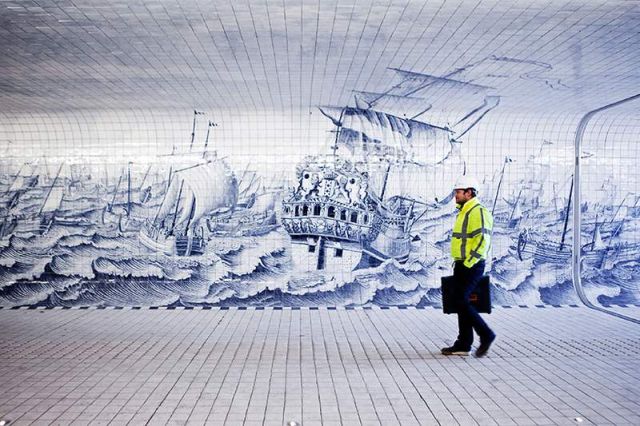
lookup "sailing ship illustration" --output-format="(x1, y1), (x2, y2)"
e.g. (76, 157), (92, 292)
(206, 169), (282, 237)
(139, 159), (238, 256)
(240, 188), (280, 236)
(579, 190), (640, 270)
(98, 160), (168, 234)
(136, 165), (154, 204)
(1, 162), (65, 238)
(282, 68), (500, 273)
(101, 163), (134, 233)
(491, 141), (569, 230)
(36, 163), (66, 234)
(138, 111), (239, 256)
(511, 173), (573, 263)
(514, 223), (640, 269)
(512, 179), (640, 269)
(490, 156), (521, 228)
(3, 164), (39, 211)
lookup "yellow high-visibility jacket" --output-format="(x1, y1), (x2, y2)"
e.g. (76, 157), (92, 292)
(451, 197), (493, 268)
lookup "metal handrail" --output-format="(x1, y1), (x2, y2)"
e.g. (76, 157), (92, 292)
(573, 93), (640, 325)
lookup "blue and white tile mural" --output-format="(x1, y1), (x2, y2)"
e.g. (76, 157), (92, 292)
(0, 62), (638, 308)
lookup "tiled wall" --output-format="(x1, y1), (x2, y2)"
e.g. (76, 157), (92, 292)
(0, 106), (638, 308)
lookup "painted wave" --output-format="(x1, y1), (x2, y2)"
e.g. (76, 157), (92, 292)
(0, 218), (633, 307)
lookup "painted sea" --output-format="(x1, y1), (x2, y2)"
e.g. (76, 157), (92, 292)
(1, 201), (637, 308)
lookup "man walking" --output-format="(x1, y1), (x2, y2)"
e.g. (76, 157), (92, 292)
(441, 176), (496, 358)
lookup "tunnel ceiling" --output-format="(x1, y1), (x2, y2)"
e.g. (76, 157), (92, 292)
(1, 0), (639, 114)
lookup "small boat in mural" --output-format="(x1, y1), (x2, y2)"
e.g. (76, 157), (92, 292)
(207, 170), (283, 237)
(511, 181), (640, 270)
(139, 110), (240, 256)
(1, 162), (66, 237)
(513, 223), (640, 270)
(101, 164), (131, 232)
(511, 174), (574, 264)
(490, 141), (572, 230)
(139, 159), (238, 256)
(240, 187), (281, 236)
(2, 164), (39, 211)
(37, 163), (66, 234)
(511, 227), (571, 264)
(99, 162), (156, 234)
(137, 165), (154, 204)
(282, 68), (500, 273)
(207, 188), (280, 237)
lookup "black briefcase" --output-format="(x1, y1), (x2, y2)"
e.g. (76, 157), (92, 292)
(441, 275), (492, 314)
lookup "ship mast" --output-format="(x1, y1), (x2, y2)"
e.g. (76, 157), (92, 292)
(491, 156), (510, 215)
(559, 175), (573, 251)
(379, 161), (392, 201)
(612, 194), (639, 239)
(331, 108), (345, 160)
(169, 181), (186, 234)
(139, 165), (151, 191)
(184, 195), (197, 231)
(107, 171), (124, 213)
(203, 120), (217, 159)
(509, 189), (523, 223)
(189, 110), (200, 152)
(38, 162), (64, 216)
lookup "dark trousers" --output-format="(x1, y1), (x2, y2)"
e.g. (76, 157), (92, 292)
(453, 260), (494, 350)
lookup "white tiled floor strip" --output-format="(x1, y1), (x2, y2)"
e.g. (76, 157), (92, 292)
(0, 306), (639, 425)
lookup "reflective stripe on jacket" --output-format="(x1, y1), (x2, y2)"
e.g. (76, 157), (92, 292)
(451, 197), (493, 268)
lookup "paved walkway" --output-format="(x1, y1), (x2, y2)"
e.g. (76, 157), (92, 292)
(0, 306), (639, 425)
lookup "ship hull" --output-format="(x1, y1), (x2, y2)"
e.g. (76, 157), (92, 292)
(365, 226), (411, 264)
(510, 232), (640, 269)
(290, 235), (362, 277)
(139, 226), (176, 255)
(139, 224), (205, 256)
(282, 156), (416, 274)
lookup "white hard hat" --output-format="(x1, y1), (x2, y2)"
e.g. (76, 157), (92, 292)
(453, 175), (480, 192)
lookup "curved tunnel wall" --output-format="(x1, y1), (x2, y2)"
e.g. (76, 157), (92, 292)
(0, 106), (638, 308)
(577, 107), (640, 307)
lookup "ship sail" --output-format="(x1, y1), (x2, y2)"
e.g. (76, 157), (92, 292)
(41, 187), (64, 213)
(353, 90), (432, 120)
(379, 141), (464, 205)
(9, 176), (27, 192)
(592, 224), (606, 250)
(154, 174), (181, 224)
(176, 192), (195, 228)
(8, 173), (38, 193)
(319, 106), (452, 166)
(34, 162), (64, 211)
(384, 69), (494, 122)
(284, 66), (502, 273)
(357, 68), (500, 139)
(236, 170), (263, 207)
(318, 65), (502, 206)
(250, 190), (277, 213)
(154, 160), (237, 231)
(184, 162), (235, 225)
